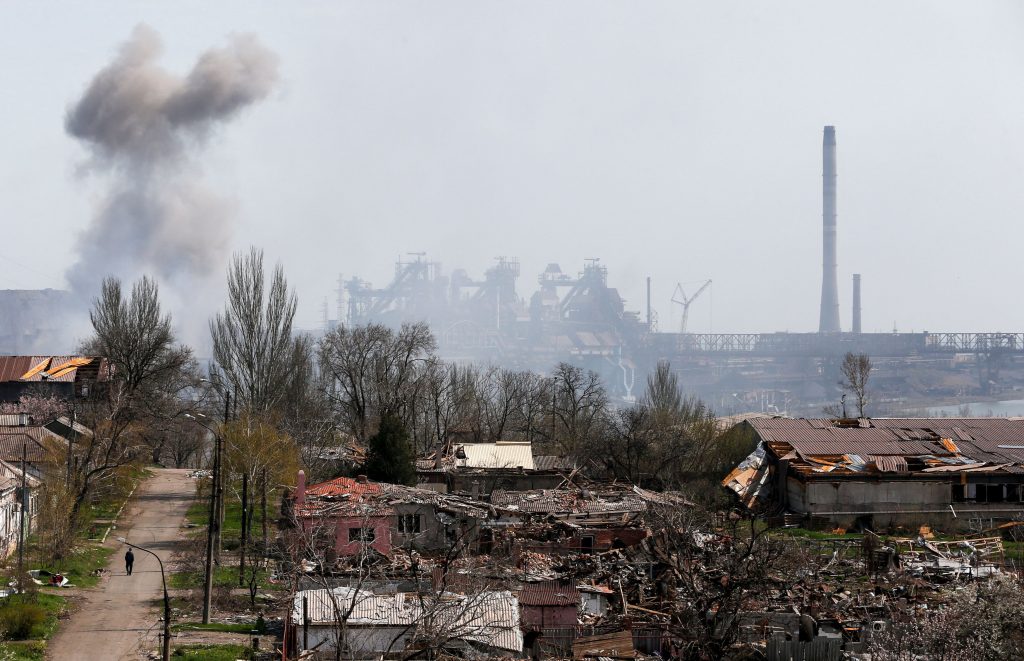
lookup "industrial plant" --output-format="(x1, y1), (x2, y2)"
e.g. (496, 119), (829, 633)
(330, 127), (1024, 414)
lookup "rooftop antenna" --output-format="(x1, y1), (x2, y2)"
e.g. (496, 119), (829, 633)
(671, 279), (712, 333)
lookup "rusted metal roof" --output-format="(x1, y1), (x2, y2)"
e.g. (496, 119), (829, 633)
(871, 455), (908, 473)
(0, 431), (53, 463)
(0, 355), (104, 383)
(518, 581), (580, 606)
(748, 417), (1024, 475)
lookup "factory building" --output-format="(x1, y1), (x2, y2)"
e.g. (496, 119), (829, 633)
(724, 416), (1024, 531)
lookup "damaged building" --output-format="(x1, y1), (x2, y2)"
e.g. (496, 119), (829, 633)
(0, 355), (109, 402)
(289, 472), (492, 558)
(416, 440), (572, 495)
(724, 417), (1024, 531)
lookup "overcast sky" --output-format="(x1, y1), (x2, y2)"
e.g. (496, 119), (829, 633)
(3, 1), (1024, 339)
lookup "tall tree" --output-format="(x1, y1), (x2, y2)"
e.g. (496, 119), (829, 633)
(210, 247), (302, 414)
(77, 276), (195, 529)
(319, 322), (436, 442)
(548, 363), (609, 456)
(840, 352), (872, 417)
(363, 412), (415, 486)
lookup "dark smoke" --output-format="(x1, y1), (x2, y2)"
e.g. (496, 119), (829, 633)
(64, 25), (278, 296)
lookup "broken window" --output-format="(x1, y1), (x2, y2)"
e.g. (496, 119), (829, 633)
(398, 514), (421, 534)
(1010, 484), (1022, 502)
(952, 484), (965, 503)
(348, 527), (375, 543)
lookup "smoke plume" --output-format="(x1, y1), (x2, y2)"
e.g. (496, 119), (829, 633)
(64, 25), (278, 297)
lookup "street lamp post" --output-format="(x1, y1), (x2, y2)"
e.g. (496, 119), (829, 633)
(184, 413), (219, 624)
(118, 537), (170, 661)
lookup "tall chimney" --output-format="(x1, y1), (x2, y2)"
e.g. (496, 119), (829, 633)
(852, 274), (862, 334)
(646, 276), (652, 328)
(818, 126), (841, 333)
(296, 469), (306, 505)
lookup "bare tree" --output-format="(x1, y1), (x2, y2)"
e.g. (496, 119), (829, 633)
(75, 276), (196, 536)
(210, 247), (303, 414)
(840, 351), (872, 417)
(548, 363), (609, 456)
(645, 504), (788, 659)
(318, 322), (436, 443)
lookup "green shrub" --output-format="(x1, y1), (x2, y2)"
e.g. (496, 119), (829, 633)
(0, 601), (46, 640)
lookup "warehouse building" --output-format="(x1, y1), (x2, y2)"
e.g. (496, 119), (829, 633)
(724, 417), (1024, 531)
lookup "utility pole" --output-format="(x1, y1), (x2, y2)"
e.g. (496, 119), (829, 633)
(260, 468), (268, 557)
(238, 471), (247, 587)
(188, 412), (221, 625)
(67, 407), (75, 484)
(202, 426), (218, 623)
(17, 443), (26, 594)
(215, 392), (229, 564)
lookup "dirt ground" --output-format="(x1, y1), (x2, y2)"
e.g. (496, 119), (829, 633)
(47, 469), (195, 660)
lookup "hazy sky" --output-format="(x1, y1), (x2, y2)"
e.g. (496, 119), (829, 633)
(3, 1), (1024, 339)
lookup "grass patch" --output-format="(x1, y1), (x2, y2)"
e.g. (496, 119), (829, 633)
(0, 592), (66, 641)
(169, 565), (283, 593)
(186, 499), (209, 527)
(778, 527), (865, 541)
(172, 621), (264, 634)
(171, 643), (252, 660)
(0, 640), (47, 660)
(37, 544), (114, 589)
(169, 565), (239, 590)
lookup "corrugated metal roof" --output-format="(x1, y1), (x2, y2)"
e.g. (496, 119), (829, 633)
(0, 355), (102, 383)
(518, 582), (580, 606)
(0, 431), (53, 463)
(871, 455), (908, 473)
(532, 455), (573, 472)
(0, 357), (33, 382)
(749, 417), (1024, 473)
(457, 442), (534, 470)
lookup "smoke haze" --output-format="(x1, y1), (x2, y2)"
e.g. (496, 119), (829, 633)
(64, 25), (278, 299)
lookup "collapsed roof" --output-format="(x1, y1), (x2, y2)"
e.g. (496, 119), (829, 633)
(724, 417), (1024, 507)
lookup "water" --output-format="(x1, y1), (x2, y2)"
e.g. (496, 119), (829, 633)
(928, 398), (1024, 417)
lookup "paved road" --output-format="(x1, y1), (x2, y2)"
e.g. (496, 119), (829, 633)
(48, 469), (194, 661)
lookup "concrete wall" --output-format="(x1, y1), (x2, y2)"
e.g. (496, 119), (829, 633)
(793, 478), (1024, 530)
(392, 502), (446, 551)
(299, 624), (412, 656)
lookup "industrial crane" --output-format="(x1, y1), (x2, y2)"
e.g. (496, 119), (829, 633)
(671, 279), (712, 333)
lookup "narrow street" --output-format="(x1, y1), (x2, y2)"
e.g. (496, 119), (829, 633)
(47, 469), (195, 660)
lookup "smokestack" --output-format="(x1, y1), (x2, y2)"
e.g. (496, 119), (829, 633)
(852, 274), (862, 334)
(818, 126), (841, 333)
(646, 276), (652, 328)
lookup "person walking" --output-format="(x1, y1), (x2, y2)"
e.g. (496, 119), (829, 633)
(125, 548), (135, 576)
